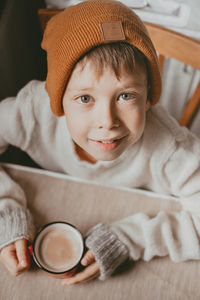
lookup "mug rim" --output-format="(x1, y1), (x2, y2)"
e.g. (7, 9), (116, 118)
(32, 221), (84, 275)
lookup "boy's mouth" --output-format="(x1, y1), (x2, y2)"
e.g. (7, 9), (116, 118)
(90, 136), (126, 151)
(98, 139), (118, 144)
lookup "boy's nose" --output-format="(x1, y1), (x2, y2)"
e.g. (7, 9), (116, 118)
(97, 103), (120, 130)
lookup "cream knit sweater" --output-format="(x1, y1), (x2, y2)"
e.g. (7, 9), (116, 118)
(0, 80), (200, 279)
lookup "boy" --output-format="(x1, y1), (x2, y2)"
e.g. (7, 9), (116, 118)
(0, 0), (200, 286)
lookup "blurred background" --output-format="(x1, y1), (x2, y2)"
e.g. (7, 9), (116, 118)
(0, 0), (46, 166)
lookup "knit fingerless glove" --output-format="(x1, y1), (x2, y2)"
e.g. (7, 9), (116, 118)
(85, 223), (129, 280)
(0, 205), (35, 249)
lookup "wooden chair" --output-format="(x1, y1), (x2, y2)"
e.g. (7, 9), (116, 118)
(38, 9), (200, 127)
(144, 22), (200, 127)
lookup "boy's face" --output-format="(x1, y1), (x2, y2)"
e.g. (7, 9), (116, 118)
(63, 59), (150, 164)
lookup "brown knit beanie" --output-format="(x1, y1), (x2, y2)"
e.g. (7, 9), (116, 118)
(41, 0), (162, 116)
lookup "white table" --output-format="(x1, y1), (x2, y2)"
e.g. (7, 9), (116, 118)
(0, 163), (199, 300)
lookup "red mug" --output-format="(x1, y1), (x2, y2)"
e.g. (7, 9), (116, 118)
(29, 221), (84, 278)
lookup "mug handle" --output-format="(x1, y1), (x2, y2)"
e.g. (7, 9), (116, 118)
(28, 245), (33, 256)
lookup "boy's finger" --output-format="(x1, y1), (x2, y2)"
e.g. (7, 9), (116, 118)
(62, 262), (100, 286)
(81, 250), (95, 266)
(0, 246), (18, 267)
(0, 244), (20, 276)
(15, 239), (30, 269)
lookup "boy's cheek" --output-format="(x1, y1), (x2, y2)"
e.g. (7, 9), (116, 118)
(66, 117), (86, 137)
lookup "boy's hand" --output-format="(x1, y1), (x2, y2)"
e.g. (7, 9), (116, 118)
(0, 239), (30, 276)
(61, 250), (100, 286)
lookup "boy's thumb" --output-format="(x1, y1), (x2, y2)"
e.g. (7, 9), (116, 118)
(15, 239), (30, 268)
(81, 250), (95, 266)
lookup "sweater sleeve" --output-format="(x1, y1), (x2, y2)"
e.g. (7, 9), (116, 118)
(86, 206), (200, 281)
(85, 224), (129, 280)
(0, 163), (35, 249)
(86, 131), (200, 280)
(0, 80), (41, 151)
(0, 83), (37, 249)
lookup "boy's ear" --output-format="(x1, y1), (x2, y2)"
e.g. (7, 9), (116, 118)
(145, 100), (151, 111)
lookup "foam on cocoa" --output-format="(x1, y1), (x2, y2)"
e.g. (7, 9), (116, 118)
(35, 224), (83, 273)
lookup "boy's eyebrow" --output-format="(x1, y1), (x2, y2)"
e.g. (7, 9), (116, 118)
(121, 82), (146, 88)
(67, 81), (146, 93)
(69, 87), (93, 91)
(67, 86), (144, 96)
(67, 86), (94, 93)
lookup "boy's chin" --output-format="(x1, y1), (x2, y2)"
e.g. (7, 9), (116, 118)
(79, 150), (123, 164)
(88, 150), (124, 163)
(81, 152), (121, 164)
(74, 142), (124, 163)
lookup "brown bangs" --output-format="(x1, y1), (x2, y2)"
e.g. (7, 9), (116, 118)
(76, 42), (148, 80)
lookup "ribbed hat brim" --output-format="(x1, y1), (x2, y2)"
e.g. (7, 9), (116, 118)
(42, 0), (162, 116)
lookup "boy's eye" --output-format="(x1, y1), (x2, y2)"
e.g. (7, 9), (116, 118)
(77, 95), (92, 104)
(118, 93), (135, 101)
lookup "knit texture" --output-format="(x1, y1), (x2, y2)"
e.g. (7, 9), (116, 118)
(41, 0), (161, 116)
(85, 224), (129, 280)
(0, 205), (35, 249)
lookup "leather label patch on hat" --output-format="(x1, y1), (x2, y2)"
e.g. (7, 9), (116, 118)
(100, 21), (125, 41)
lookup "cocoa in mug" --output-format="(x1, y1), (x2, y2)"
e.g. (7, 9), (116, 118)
(31, 222), (84, 278)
